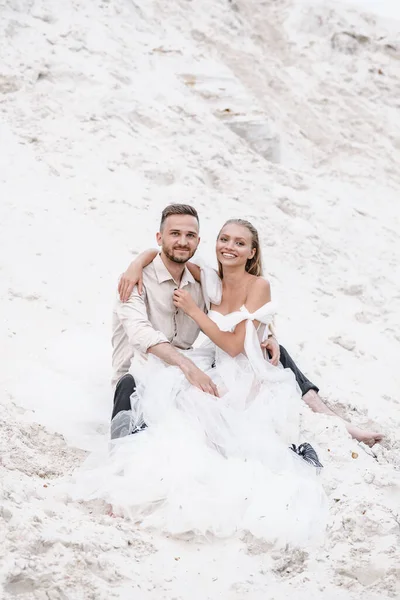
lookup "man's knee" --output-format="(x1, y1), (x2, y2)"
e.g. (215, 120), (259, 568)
(116, 374), (135, 396)
(112, 374), (136, 419)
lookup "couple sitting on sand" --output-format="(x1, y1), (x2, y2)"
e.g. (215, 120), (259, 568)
(75, 204), (382, 544)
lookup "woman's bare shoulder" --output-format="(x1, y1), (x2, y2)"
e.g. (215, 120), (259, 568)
(246, 276), (271, 309)
(249, 276), (271, 294)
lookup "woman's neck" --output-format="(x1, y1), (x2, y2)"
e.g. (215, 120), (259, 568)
(221, 266), (249, 289)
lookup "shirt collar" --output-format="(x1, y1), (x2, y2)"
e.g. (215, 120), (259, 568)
(153, 253), (196, 287)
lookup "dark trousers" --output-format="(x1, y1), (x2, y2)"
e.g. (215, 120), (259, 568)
(279, 345), (319, 396)
(112, 346), (318, 422)
(112, 374), (136, 420)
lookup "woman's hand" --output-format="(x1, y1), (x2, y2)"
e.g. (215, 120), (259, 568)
(118, 264), (144, 301)
(261, 336), (280, 366)
(173, 289), (199, 319)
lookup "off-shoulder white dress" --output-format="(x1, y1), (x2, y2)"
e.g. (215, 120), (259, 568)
(72, 271), (327, 547)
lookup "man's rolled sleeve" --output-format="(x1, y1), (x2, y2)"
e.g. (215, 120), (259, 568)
(116, 287), (168, 353)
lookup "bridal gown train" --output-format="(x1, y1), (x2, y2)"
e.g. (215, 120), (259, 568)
(72, 300), (328, 547)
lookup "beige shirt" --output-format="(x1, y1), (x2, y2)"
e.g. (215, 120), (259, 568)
(111, 254), (206, 387)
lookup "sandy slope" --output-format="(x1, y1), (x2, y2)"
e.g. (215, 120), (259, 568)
(1, 0), (399, 598)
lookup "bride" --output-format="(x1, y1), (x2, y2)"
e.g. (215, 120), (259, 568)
(73, 218), (328, 546)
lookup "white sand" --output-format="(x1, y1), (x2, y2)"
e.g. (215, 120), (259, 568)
(1, 0), (399, 598)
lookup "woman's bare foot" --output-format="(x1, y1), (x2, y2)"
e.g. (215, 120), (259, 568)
(346, 424), (383, 448)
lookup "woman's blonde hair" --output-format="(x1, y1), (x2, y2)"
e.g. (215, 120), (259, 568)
(217, 219), (263, 278)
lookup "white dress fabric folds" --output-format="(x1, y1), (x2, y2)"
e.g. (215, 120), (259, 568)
(72, 272), (327, 547)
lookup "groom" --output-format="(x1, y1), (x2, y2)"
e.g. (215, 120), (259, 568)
(111, 204), (381, 445)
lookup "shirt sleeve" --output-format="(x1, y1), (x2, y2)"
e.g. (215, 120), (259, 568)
(115, 286), (169, 353)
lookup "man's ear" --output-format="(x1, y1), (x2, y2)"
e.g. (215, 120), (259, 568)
(156, 232), (162, 246)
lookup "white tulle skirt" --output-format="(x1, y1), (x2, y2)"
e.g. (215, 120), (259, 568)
(71, 347), (328, 547)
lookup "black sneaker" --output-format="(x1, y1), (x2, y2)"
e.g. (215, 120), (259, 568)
(290, 442), (323, 469)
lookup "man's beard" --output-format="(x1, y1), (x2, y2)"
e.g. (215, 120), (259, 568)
(163, 245), (196, 264)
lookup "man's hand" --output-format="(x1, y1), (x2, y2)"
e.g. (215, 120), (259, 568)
(180, 360), (219, 397)
(148, 343), (218, 396)
(118, 265), (143, 301)
(261, 336), (280, 366)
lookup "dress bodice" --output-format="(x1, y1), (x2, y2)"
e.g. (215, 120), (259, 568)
(206, 302), (287, 382)
(209, 306), (267, 343)
(199, 265), (285, 379)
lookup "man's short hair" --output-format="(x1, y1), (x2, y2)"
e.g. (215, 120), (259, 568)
(160, 204), (199, 231)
